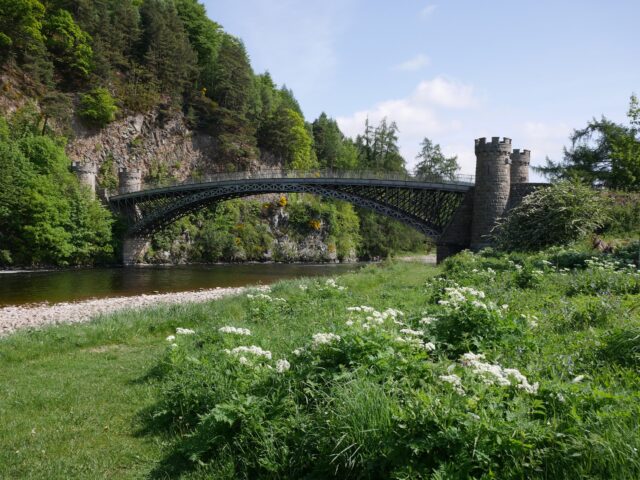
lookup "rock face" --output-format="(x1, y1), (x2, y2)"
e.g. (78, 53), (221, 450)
(66, 107), (218, 185)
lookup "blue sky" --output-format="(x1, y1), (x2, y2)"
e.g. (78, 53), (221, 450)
(203, 0), (640, 177)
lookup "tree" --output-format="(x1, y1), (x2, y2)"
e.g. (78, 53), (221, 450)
(260, 105), (317, 169)
(43, 8), (93, 80)
(312, 112), (358, 170)
(0, 0), (45, 60)
(140, 0), (197, 99)
(414, 137), (460, 181)
(174, 0), (222, 95)
(79, 87), (118, 126)
(210, 34), (253, 112)
(355, 118), (406, 172)
(536, 94), (640, 191)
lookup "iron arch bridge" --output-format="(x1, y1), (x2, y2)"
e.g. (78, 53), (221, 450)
(108, 170), (475, 241)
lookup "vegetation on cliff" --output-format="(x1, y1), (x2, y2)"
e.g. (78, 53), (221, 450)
(0, 0), (432, 266)
(0, 111), (112, 266)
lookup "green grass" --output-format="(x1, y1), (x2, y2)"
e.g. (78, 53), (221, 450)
(0, 262), (434, 479)
(1, 252), (639, 478)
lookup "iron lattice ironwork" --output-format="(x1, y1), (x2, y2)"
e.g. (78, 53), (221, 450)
(108, 171), (474, 240)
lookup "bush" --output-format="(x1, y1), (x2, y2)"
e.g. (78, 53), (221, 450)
(493, 181), (608, 251)
(78, 87), (118, 126)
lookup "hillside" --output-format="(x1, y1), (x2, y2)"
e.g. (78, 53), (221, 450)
(0, 0), (427, 266)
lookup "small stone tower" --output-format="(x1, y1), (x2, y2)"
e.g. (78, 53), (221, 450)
(71, 162), (98, 195)
(510, 149), (530, 184)
(118, 168), (142, 195)
(471, 137), (512, 248)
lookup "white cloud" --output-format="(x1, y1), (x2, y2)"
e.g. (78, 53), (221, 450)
(394, 54), (431, 72)
(420, 4), (437, 18)
(414, 77), (480, 109)
(337, 76), (480, 171)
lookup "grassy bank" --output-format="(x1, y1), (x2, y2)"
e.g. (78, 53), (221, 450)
(0, 262), (430, 478)
(1, 247), (639, 478)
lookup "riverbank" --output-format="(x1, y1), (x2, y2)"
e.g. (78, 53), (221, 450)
(0, 286), (267, 337)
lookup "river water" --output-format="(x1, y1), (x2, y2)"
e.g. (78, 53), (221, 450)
(0, 263), (362, 307)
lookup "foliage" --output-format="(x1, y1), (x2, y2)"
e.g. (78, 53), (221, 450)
(43, 8), (93, 80)
(357, 209), (429, 259)
(536, 94), (640, 191)
(260, 105), (317, 169)
(0, 0), (45, 59)
(139, 0), (197, 99)
(312, 112), (358, 170)
(355, 118), (406, 172)
(140, 250), (640, 478)
(414, 137), (460, 181)
(78, 87), (118, 126)
(493, 181), (609, 251)
(0, 108), (113, 266)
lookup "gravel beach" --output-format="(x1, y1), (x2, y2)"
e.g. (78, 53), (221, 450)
(0, 286), (265, 337)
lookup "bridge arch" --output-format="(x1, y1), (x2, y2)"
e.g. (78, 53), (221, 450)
(108, 171), (474, 264)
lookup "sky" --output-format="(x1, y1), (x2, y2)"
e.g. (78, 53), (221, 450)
(203, 0), (640, 179)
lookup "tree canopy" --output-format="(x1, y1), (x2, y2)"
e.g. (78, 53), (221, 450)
(536, 94), (640, 191)
(414, 137), (460, 181)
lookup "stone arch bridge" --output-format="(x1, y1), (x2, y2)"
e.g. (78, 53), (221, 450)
(91, 137), (544, 264)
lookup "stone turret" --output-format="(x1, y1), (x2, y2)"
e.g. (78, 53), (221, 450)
(471, 137), (512, 248)
(510, 149), (530, 184)
(118, 168), (142, 195)
(71, 162), (97, 195)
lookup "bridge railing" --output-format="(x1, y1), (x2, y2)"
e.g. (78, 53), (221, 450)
(113, 169), (475, 195)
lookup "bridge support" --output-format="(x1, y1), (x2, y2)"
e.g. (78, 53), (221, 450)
(71, 162), (98, 195)
(122, 237), (149, 265)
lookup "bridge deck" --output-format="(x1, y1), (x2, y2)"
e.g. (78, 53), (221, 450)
(109, 169), (475, 201)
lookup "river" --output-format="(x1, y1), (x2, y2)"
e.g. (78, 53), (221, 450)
(0, 263), (363, 307)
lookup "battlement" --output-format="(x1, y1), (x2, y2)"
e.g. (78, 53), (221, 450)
(118, 167), (142, 178)
(511, 149), (531, 164)
(474, 137), (512, 154)
(71, 162), (97, 174)
(118, 168), (143, 194)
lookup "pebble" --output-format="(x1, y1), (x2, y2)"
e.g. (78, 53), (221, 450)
(0, 286), (268, 338)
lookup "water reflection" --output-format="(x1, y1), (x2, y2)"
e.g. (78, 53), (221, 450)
(0, 263), (362, 307)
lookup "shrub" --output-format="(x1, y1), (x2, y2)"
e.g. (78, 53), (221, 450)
(78, 87), (118, 126)
(493, 181), (608, 251)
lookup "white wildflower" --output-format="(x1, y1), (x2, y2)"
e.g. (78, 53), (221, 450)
(420, 316), (438, 325)
(229, 345), (272, 360)
(439, 374), (465, 395)
(238, 356), (249, 365)
(347, 306), (362, 312)
(298, 284), (308, 291)
(423, 342), (436, 351)
(276, 359), (290, 373)
(399, 328), (424, 337)
(345, 320), (354, 326)
(170, 343), (178, 349)
(312, 332), (341, 348)
(292, 348), (304, 356)
(460, 352), (538, 394)
(572, 375), (585, 383)
(219, 326), (251, 336)
(176, 328), (195, 335)
(166, 335), (176, 342)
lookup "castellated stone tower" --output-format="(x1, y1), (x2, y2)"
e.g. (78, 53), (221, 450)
(118, 168), (142, 195)
(71, 162), (97, 195)
(471, 137), (512, 248)
(510, 149), (531, 184)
